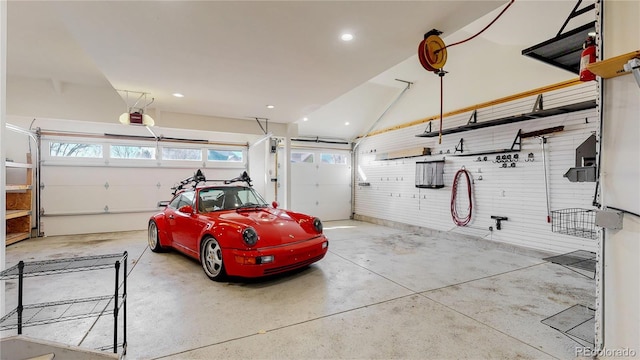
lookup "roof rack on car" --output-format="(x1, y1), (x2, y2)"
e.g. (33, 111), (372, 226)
(171, 170), (253, 195)
(171, 169), (207, 195)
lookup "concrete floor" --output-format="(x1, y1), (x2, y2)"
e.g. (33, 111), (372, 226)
(2, 220), (595, 359)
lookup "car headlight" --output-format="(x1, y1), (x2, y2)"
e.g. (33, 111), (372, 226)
(242, 227), (259, 247)
(313, 218), (323, 233)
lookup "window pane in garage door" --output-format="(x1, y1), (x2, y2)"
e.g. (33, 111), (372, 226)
(50, 142), (103, 158)
(162, 147), (202, 160)
(321, 153), (348, 164)
(291, 152), (314, 163)
(111, 145), (156, 159)
(207, 150), (243, 162)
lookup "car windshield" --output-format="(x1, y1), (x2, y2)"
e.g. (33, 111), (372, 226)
(197, 186), (268, 212)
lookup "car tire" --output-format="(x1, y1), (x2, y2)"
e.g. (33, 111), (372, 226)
(148, 220), (165, 253)
(201, 236), (227, 281)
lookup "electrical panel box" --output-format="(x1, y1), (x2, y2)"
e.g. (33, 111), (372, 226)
(415, 160), (444, 188)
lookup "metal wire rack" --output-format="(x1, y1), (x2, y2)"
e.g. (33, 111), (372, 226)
(551, 208), (598, 240)
(0, 252), (127, 355)
(541, 304), (595, 347)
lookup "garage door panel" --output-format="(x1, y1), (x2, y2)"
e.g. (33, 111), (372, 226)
(291, 164), (317, 185)
(290, 184), (319, 214)
(317, 165), (351, 184)
(42, 185), (110, 214)
(314, 186), (351, 221)
(290, 149), (351, 221)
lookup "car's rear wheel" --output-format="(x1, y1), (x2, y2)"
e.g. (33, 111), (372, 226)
(201, 236), (226, 281)
(148, 221), (164, 252)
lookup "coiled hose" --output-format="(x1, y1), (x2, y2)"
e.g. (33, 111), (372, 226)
(451, 168), (473, 226)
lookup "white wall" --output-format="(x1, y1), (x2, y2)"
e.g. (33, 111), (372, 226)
(355, 81), (599, 254)
(158, 111), (290, 138)
(7, 76), (124, 124)
(600, 0), (640, 355)
(1, 0), (8, 316)
(7, 76), (292, 138)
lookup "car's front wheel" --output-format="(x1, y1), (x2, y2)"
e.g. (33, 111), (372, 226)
(200, 236), (226, 281)
(148, 220), (164, 253)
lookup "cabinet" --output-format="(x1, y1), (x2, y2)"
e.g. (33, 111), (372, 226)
(6, 153), (33, 245)
(0, 252), (128, 355)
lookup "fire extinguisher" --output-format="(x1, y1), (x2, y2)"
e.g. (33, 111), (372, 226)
(579, 36), (596, 82)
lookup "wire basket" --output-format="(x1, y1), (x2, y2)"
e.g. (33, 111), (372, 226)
(551, 208), (598, 240)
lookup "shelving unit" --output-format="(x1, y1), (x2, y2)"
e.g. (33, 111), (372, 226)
(586, 50), (640, 79)
(415, 100), (595, 139)
(0, 252), (128, 355)
(5, 154), (34, 245)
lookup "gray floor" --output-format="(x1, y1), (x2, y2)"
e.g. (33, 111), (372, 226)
(2, 220), (595, 359)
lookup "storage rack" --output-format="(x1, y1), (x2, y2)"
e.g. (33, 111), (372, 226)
(551, 208), (598, 240)
(0, 252), (128, 355)
(5, 154), (34, 245)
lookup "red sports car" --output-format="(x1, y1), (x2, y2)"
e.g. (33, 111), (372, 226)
(148, 170), (329, 281)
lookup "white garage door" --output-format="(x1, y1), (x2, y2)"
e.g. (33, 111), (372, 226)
(289, 149), (351, 221)
(40, 136), (246, 235)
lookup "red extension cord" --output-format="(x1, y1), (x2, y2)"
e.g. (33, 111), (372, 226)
(451, 169), (473, 226)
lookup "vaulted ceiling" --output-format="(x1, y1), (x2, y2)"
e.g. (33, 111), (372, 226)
(7, 1), (586, 140)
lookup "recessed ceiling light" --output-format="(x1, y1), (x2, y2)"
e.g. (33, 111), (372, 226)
(341, 33), (354, 42)
(172, 93), (184, 98)
(266, 105), (275, 109)
(345, 122), (350, 126)
(303, 117), (308, 121)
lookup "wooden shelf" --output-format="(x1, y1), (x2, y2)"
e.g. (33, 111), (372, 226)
(6, 184), (32, 191)
(6, 232), (30, 246)
(6, 210), (31, 220)
(5, 162), (32, 169)
(586, 50), (640, 79)
(5, 153), (34, 246)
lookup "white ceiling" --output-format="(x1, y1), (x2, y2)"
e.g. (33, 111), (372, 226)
(6, 1), (587, 140)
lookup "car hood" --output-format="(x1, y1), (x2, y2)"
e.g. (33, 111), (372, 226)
(212, 208), (320, 247)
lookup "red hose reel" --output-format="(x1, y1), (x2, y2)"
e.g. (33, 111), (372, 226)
(418, 31), (448, 74)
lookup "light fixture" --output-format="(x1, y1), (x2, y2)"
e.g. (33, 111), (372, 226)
(588, 31), (596, 36)
(172, 93), (184, 98)
(117, 90), (155, 126)
(266, 105), (275, 109)
(345, 122), (350, 126)
(341, 33), (354, 41)
(303, 117), (308, 121)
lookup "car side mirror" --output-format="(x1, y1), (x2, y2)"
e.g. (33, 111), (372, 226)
(157, 201), (170, 208)
(272, 201), (279, 209)
(178, 205), (194, 214)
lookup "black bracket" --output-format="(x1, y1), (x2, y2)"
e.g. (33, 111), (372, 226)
(510, 130), (522, 152)
(254, 117), (269, 135)
(424, 29), (443, 39)
(557, 0), (595, 37)
(491, 216), (508, 230)
(532, 94), (544, 112)
(467, 110), (477, 125)
(423, 121), (433, 134)
(455, 138), (464, 154)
